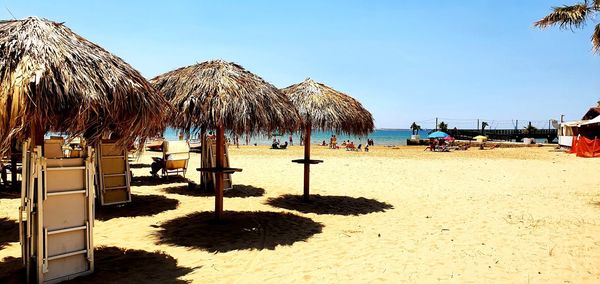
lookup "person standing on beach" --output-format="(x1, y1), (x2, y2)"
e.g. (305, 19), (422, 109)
(289, 135), (293, 146)
(332, 135), (337, 149)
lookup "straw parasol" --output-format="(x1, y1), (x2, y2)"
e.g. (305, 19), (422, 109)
(282, 78), (374, 201)
(0, 17), (167, 154)
(151, 59), (300, 219)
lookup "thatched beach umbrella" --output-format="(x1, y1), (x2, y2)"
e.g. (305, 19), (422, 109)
(0, 17), (167, 153)
(282, 78), (374, 201)
(151, 59), (299, 219)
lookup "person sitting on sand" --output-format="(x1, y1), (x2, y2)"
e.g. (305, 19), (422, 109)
(365, 144), (369, 152)
(346, 141), (356, 151)
(321, 140), (327, 146)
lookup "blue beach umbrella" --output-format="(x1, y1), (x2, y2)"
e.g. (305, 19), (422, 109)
(428, 131), (449, 139)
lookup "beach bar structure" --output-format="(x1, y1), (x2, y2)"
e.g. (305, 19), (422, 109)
(558, 107), (600, 148)
(282, 78), (374, 201)
(152, 60), (299, 219)
(0, 17), (166, 283)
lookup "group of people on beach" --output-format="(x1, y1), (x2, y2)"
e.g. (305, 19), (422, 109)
(271, 138), (288, 149)
(321, 135), (370, 152)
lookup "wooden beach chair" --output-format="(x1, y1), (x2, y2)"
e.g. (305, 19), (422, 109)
(162, 140), (190, 178)
(95, 140), (131, 206)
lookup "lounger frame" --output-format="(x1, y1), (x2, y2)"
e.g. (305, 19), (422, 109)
(95, 140), (131, 206)
(20, 140), (95, 283)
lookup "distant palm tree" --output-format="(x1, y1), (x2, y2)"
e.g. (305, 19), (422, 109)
(534, 1), (600, 52)
(438, 121), (449, 133)
(523, 122), (538, 134)
(481, 121), (489, 133)
(410, 122), (422, 135)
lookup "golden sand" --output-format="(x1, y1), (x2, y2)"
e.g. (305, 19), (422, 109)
(1, 146), (600, 283)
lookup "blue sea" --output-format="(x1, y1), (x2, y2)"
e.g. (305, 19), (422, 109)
(163, 128), (430, 146)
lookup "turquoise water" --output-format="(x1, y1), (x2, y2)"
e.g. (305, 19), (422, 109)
(163, 128), (430, 146)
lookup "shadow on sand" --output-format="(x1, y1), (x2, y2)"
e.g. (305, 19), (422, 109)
(0, 256), (22, 284)
(128, 163), (152, 169)
(163, 184), (265, 198)
(95, 194), (179, 221)
(155, 211), (323, 253)
(0, 246), (193, 284)
(130, 175), (189, 187)
(0, 190), (20, 200)
(0, 218), (19, 250)
(266, 194), (394, 216)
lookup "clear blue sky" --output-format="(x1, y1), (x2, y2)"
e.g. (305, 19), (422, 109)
(3, 0), (599, 129)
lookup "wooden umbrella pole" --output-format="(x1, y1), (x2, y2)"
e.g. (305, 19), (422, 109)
(199, 127), (206, 190)
(32, 120), (44, 148)
(215, 125), (225, 220)
(303, 125), (311, 201)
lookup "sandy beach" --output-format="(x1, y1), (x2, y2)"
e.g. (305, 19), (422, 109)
(1, 145), (600, 283)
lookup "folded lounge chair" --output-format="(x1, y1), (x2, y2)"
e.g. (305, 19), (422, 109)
(44, 137), (65, 158)
(96, 140), (132, 205)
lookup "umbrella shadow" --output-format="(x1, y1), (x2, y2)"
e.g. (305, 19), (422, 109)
(67, 246), (193, 284)
(0, 247), (194, 284)
(0, 256), (23, 283)
(155, 211), (323, 253)
(0, 190), (20, 200)
(130, 175), (189, 187)
(0, 218), (19, 250)
(129, 163), (152, 169)
(95, 194), (179, 221)
(266, 194), (394, 216)
(163, 184), (265, 198)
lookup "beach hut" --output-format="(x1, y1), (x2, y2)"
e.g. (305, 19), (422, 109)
(0, 17), (167, 283)
(282, 78), (374, 201)
(151, 60), (299, 219)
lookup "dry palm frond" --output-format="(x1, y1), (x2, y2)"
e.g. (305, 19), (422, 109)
(534, 4), (591, 29)
(0, 17), (168, 154)
(151, 60), (300, 135)
(281, 78), (374, 135)
(593, 23), (600, 52)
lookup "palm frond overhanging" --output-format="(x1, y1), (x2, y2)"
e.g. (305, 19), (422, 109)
(534, 1), (600, 52)
(0, 17), (168, 154)
(281, 78), (374, 136)
(151, 59), (300, 135)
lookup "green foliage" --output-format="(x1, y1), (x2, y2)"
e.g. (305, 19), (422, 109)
(438, 121), (449, 133)
(410, 122), (422, 135)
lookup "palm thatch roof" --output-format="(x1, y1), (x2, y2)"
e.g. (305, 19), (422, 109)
(151, 60), (299, 135)
(0, 17), (167, 154)
(282, 78), (374, 135)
